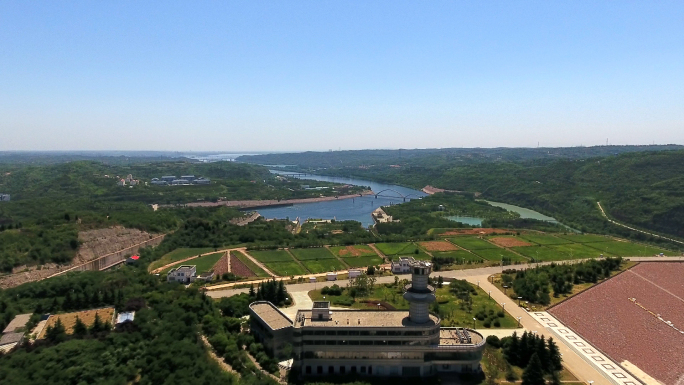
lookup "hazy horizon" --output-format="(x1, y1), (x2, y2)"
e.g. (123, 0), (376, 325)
(2, 1), (683, 151)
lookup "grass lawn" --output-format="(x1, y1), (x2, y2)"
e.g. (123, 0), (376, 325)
(233, 252), (270, 277)
(547, 243), (613, 259)
(585, 240), (677, 256)
(263, 261), (309, 276)
(473, 248), (528, 262)
(432, 250), (484, 263)
(342, 255), (385, 268)
(249, 249), (296, 263)
(148, 247), (216, 271)
(510, 246), (574, 261)
(193, 252), (225, 273)
(374, 242), (413, 255)
(289, 247), (336, 261)
(519, 234), (572, 245)
(448, 237), (499, 250)
(329, 245), (378, 258)
(480, 346), (578, 384)
(301, 258), (347, 274)
(555, 233), (613, 243)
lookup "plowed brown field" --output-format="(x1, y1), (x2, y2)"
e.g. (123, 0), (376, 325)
(419, 241), (459, 251)
(550, 262), (684, 385)
(337, 246), (369, 257)
(441, 228), (510, 236)
(489, 237), (533, 247)
(229, 253), (256, 277)
(38, 307), (115, 338)
(212, 253), (230, 276)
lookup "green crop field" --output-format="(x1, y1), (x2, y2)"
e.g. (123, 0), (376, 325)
(374, 242), (413, 255)
(193, 252), (225, 273)
(329, 245), (377, 258)
(547, 243), (612, 259)
(233, 252), (270, 277)
(511, 246), (573, 261)
(554, 234), (613, 243)
(473, 248), (528, 262)
(249, 250), (296, 263)
(585, 241), (676, 257)
(448, 237), (498, 250)
(432, 250), (483, 263)
(341, 255), (385, 268)
(289, 248), (336, 261)
(519, 234), (572, 245)
(301, 258), (347, 274)
(263, 261), (308, 276)
(149, 247), (217, 271)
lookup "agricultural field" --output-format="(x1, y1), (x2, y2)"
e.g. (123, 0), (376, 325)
(233, 251), (269, 277)
(487, 236), (534, 248)
(38, 307), (115, 338)
(148, 247), (216, 271)
(585, 241), (676, 257)
(431, 250), (483, 263)
(511, 246), (572, 261)
(519, 234), (572, 245)
(301, 258), (347, 274)
(373, 242), (414, 255)
(289, 248), (336, 261)
(418, 240), (459, 252)
(447, 237), (498, 250)
(192, 252), (225, 273)
(472, 248), (528, 262)
(329, 245), (377, 258)
(249, 250), (296, 263)
(227, 252), (256, 278)
(554, 233), (613, 243)
(546, 243), (612, 259)
(342, 255), (385, 268)
(550, 263), (684, 385)
(263, 261), (308, 277)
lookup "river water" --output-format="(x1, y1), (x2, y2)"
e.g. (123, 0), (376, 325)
(257, 171), (564, 228)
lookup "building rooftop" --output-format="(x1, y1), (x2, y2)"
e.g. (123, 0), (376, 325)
(294, 310), (439, 328)
(250, 302), (293, 330)
(168, 265), (196, 274)
(439, 328), (484, 346)
(0, 332), (24, 346)
(2, 313), (31, 334)
(116, 311), (135, 324)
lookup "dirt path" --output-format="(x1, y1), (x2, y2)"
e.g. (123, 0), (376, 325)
(597, 201), (684, 246)
(367, 243), (388, 263)
(246, 351), (284, 383)
(201, 335), (239, 377)
(235, 249), (277, 277)
(324, 245), (350, 269)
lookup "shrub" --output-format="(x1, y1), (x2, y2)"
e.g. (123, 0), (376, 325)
(493, 319), (501, 327)
(486, 335), (501, 348)
(483, 320), (491, 328)
(497, 311), (504, 318)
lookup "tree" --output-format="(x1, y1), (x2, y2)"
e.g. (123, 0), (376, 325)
(73, 316), (88, 337)
(437, 276), (444, 288)
(348, 273), (376, 298)
(248, 284), (255, 298)
(45, 319), (66, 343)
(547, 337), (563, 371)
(90, 313), (103, 333)
(521, 353), (545, 385)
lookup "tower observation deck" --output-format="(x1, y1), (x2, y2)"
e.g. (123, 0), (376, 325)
(403, 260), (436, 324)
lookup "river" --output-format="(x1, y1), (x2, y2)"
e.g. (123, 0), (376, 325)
(258, 172), (565, 229)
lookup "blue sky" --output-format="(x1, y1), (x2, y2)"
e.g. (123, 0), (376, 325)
(1, 1), (683, 151)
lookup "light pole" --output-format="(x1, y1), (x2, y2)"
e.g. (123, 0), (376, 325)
(503, 285), (508, 294)
(517, 317), (521, 327)
(472, 317), (476, 329)
(502, 302), (506, 311)
(518, 296), (522, 306)
(488, 291), (491, 299)
(477, 280), (480, 287)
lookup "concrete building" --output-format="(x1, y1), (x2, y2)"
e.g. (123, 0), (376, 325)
(161, 175), (176, 182)
(249, 301), (294, 359)
(167, 265), (197, 284)
(193, 177), (211, 185)
(0, 194), (10, 202)
(249, 260), (485, 379)
(391, 256), (417, 274)
(150, 178), (168, 185)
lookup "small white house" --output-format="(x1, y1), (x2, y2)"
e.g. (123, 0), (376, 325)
(326, 272), (337, 281)
(309, 277), (317, 283)
(167, 265), (197, 284)
(391, 256), (417, 274)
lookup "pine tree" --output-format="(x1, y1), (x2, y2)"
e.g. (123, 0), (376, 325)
(90, 313), (103, 333)
(46, 319), (66, 343)
(547, 337), (563, 371)
(519, 331), (530, 366)
(536, 335), (550, 372)
(521, 353), (546, 385)
(249, 284), (255, 297)
(73, 316), (88, 337)
(277, 280), (286, 304)
(505, 331), (520, 366)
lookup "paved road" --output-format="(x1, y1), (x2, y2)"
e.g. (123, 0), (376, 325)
(597, 201), (684, 246)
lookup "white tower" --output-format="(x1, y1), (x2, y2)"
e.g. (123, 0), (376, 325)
(403, 260), (436, 323)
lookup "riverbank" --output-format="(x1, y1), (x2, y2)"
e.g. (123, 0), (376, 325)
(180, 190), (375, 209)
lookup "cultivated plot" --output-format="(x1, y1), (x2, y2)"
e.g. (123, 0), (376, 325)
(289, 248), (336, 261)
(192, 252), (225, 273)
(488, 236), (534, 248)
(374, 242), (414, 255)
(418, 240), (459, 252)
(149, 247), (216, 271)
(472, 248), (528, 262)
(249, 250), (296, 263)
(448, 237), (498, 250)
(342, 255), (385, 268)
(546, 243), (612, 259)
(554, 233), (612, 243)
(431, 250), (483, 263)
(233, 252), (269, 277)
(519, 234), (571, 245)
(263, 261), (308, 277)
(510, 246), (572, 261)
(329, 245), (377, 258)
(585, 241), (676, 257)
(302, 258), (347, 274)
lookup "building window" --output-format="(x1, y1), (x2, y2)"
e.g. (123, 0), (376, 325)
(360, 366), (367, 374)
(306, 366), (311, 374)
(317, 366), (323, 374)
(351, 366), (357, 374)
(369, 366), (373, 375)
(328, 366), (334, 374)
(340, 366), (346, 374)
